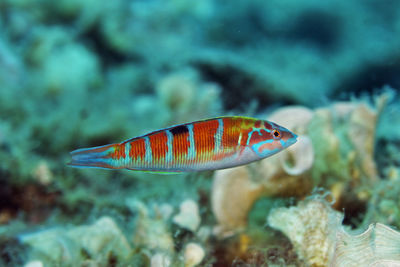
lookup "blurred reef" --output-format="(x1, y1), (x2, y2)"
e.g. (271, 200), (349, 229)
(1, 0), (400, 266)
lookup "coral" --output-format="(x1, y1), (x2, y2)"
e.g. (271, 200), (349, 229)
(183, 243), (205, 267)
(212, 95), (387, 234)
(377, 92), (400, 141)
(172, 199), (201, 232)
(268, 198), (400, 267)
(34, 37), (101, 94)
(212, 166), (265, 235)
(151, 253), (171, 267)
(211, 130), (315, 235)
(331, 223), (400, 267)
(129, 200), (208, 266)
(363, 176), (400, 229)
(20, 217), (132, 265)
(131, 201), (174, 253)
(68, 217), (131, 260)
(24, 261), (43, 267)
(268, 198), (342, 266)
(32, 161), (53, 186)
(156, 68), (222, 124)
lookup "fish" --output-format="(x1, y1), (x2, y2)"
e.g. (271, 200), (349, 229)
(69, 116), (297, 173)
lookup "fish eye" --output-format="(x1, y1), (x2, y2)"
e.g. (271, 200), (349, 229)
(272, 129), (281, 140)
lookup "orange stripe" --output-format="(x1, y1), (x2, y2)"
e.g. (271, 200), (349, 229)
(172, 129), (190, 158)
(222, 118), (241, 150)
(149, 132), (168, 160)
(193, 120), (218, 154)
(239, 129), (251, 146)
(129, 138), (146, 161)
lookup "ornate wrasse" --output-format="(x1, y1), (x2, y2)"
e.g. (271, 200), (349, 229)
(69, 116), (297, 172)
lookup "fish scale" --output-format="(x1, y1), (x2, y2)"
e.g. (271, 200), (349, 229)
(69, 116), (298, 172)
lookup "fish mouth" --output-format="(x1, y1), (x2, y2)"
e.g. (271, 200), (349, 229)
(286, 134), (298, 147)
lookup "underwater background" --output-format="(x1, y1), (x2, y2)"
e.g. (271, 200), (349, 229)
(1, 0), (400, 266)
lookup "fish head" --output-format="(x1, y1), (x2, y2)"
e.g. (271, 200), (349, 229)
(247, 120), (298, 158)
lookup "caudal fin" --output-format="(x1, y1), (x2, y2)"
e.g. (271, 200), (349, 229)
(68, 144), (119, 169)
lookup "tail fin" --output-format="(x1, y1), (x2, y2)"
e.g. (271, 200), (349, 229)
(68, 144), (119, 169)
